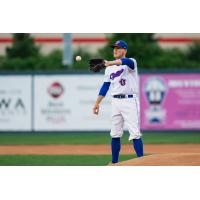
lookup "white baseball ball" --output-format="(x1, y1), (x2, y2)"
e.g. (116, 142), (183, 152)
(76, 56), (82, 61)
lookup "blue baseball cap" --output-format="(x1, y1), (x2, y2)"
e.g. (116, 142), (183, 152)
(111, 40), (128, 50)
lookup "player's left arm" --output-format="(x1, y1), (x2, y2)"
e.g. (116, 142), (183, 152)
(105, 58), (135, 70)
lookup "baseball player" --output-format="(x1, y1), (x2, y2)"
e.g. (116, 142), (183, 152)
(92, 40), (144, 164)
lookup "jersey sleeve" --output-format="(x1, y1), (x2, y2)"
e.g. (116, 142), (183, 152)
(127, 58), (137, 72)
(121, 58), (135, 70)
(98, 82), (110, 96)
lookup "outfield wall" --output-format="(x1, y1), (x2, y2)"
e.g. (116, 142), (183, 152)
(140, 74), (200, 130)
(0, 73), (111, 131)
(0, 72), (200, 131)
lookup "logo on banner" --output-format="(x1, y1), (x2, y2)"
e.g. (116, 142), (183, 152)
(0, 98), (26, 114)
(42, 81), (69, 124)
(48, 82), (64, 98)
(144, 77), (167, 124)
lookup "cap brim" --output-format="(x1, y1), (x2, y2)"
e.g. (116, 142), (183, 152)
(111, 44), (121, 49)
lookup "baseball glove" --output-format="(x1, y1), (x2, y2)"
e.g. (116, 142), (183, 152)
(89, 59), (106, 72)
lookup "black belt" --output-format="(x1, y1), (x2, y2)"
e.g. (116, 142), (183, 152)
(113, 94), (133, 99)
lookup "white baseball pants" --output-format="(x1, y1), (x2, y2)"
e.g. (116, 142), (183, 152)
(110, 96), (142, 140)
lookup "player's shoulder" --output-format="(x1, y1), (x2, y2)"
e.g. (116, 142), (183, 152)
(128, 57), (137, 67)
(128, 57), (137, 62)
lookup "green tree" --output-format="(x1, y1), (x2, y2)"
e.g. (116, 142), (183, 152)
(187, 43), (200, 62)
(99, 33), (162, 69)
(6, 33), (39, 58)
(98, 33), (200, 70)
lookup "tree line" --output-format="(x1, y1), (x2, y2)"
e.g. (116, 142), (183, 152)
(0, 33), (200, 71)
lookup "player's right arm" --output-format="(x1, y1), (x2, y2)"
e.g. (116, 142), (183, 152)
(105, 58), (135, 70)
(93, 82), (110, 115)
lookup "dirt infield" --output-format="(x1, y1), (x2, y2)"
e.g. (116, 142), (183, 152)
(113, 153), (200, 166)
(0, 144), (199, 155)
(0, 144), (199, 165)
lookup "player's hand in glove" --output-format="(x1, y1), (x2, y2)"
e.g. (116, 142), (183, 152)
(89, 58), (106, 72)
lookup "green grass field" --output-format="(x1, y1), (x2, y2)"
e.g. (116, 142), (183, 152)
(0, 132), (199, 166)
(0, 132), (200, 145)
(0, 155), (136, 166)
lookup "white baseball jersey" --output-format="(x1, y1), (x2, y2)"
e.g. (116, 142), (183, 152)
(104, 58), (139, 96)
(103, 58), (142, 140)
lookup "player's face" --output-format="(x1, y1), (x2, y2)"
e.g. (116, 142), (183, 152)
(113, 47), (126, 59)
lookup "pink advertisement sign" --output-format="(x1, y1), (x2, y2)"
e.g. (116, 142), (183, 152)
(140, 74), (200, 130)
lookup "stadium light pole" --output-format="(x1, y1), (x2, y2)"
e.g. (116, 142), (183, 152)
(63, 33), (73, 68)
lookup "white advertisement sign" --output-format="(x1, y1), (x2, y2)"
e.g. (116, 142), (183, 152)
(0, 76), (32, 131)
(34, 75), (111, 131)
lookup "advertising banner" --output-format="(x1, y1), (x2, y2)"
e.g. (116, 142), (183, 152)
(0, 76), (32, 131)
(140, 74), (200, 130)
(34, 75), (111, 131)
